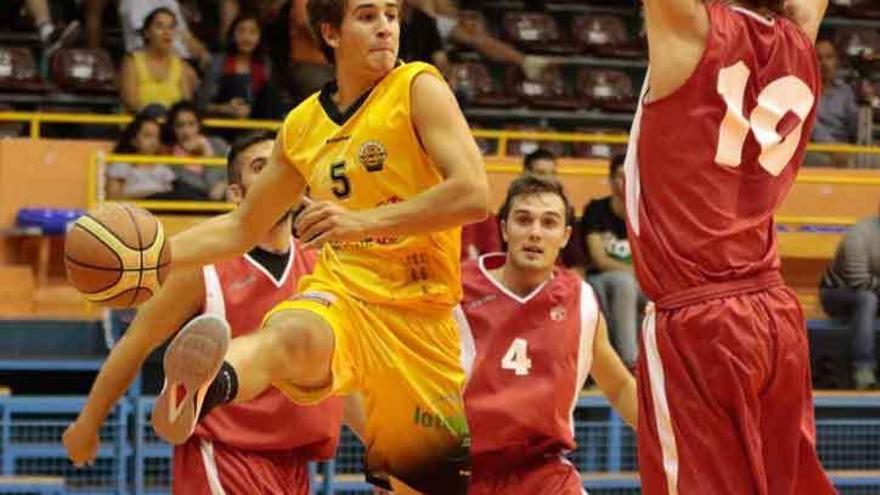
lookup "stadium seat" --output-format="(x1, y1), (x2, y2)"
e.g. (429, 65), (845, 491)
(830, 0), (880, 18)
(835, 27), (880, 64)
(50, 48), (116, 94)
(448, 62), (518, 108)
(571, 15), (644, 58)
(501, 12), (575, 55)
(572, 128), (627, 159)
(0, 47), (49, 92)
(576, 68), (636, 112)
(505, 65), (579, 110)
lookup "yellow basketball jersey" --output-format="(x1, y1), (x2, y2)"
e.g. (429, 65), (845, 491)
(278, 62), (461, 311)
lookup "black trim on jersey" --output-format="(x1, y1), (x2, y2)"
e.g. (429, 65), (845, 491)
(318, 60), (405, 126)
(319, 81), (374, 126)
(247, 247), (291, 284)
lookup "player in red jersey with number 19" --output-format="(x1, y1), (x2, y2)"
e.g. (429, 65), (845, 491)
(626, 0), (833, 494)
(459, 174), (637, 494)
(63, 132), (343, 494)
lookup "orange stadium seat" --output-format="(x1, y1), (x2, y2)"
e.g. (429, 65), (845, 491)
(571, 15), (644, 58)
(50, 49), (117, 94)
(0, 47), (49, 93)
(448, 62), (518, 108)
(501, 12), (575, 55)
(576, 68), (636, 112)
(505, 65), (579, 110)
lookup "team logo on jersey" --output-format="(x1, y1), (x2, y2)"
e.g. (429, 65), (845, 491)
(550, 305), (566, 322)
(358, 140), (387, 172)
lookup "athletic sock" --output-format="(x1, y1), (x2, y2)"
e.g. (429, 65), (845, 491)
(199, 361), (238, 418)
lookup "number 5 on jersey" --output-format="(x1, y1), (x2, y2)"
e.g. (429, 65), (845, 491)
(501, 338), (532, 376)
(330, 161), (351, 199)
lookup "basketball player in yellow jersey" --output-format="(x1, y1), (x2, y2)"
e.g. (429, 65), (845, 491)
(148, 1), (488, 493)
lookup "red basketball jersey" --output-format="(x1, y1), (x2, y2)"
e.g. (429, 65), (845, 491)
(459, 254), (600, 469)
(194, 240), (343, 458)
(624, 2), (821, 300)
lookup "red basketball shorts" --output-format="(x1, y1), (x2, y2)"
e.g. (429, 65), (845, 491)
(172, 436), (310, 495)
(637, 282), (836, 495)
(468, 456), (584, 495)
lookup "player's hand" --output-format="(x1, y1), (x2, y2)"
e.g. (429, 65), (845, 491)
(294, 199), (368, 249)
(63, 420), (99, 467)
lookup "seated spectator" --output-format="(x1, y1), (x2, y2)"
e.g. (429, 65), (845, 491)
(197, 12), (284, 120)
(400, 3), (447, 70)
(820, 211), (880, 389)
(522, 148), (589, 274)
(287, 0), (334, 104)
(808, 39), (860, 167)
(162, 101), (228, 201)
(119, 0), (211, 69)
(119, 7), (198, 112)
(106, 112), (175, 200)
(219, 0), (288, 44)
(581, 154), (643, 369)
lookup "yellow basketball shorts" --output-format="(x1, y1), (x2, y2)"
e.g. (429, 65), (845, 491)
(262, 282), (470, 494)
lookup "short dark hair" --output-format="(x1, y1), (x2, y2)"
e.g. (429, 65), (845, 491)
(140, 7), (177, 40)
(226, 131), (276, 185)
(498, 174), (571, 226)
(609, 153), (625, 177)
(307, 0), (348, 65)
(114, 110), (161, 153)
(523, 148), (556, 172)
(225, 12), (267, 61)
(162, 100), (202, 146)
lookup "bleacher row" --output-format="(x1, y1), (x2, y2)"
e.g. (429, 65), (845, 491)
(0, 393), (879, 495)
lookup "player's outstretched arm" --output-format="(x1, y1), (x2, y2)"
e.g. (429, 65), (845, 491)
(642, 0), (709, 40)
(297, 73), (488, 246)
(590, 313), (637, 428)
(785, 0), (829, 42)
(168, 140), (307, 271)
(63, 268), (204, 466)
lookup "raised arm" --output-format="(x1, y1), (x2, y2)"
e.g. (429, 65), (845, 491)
(168, 137), (307, 271)
(63, 267), (205, 465)
(296, 72), (488, 246)
(590, 312), (637, 428)
(642, 0), (710, 101)
(785, 0), (829, 43)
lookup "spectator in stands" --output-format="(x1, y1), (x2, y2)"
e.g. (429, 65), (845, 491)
(162, 101), (228, 201)
(411, 0), (550, 79)
(522, 148), (589, 275)
(400, 3), (448, 70)
(197, 12), (285, 120)
(119, 7), (198, 113)
(106, 112), (176, 200)
(287, 0), (334, 104)
(820, 212), (880, 389)
(581, 154), (642, 368)
(119, 0), (211, 69)
(24, 0), (80, 58)
(809, 39), (861, 167)
(523, 148), (558, 178)
(219, 0), (288, 44)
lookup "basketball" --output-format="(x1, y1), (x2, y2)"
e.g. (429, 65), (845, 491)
(64, 203), (171, 308)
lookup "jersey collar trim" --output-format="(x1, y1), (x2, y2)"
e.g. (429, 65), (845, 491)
(319, 80), (375, 126)
(243, 237), (295, 288)
(729, 5), (776, 26)
(477, 253), (552, 305)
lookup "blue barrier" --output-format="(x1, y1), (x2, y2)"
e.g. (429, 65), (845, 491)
(1, 393), (880, 494)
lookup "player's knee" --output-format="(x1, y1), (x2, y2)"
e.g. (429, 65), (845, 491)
(264, 310), (334, 370)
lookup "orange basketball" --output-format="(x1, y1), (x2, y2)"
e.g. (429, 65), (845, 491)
(64, 203), (171, 308)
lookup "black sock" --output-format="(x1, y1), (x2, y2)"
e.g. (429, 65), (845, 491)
(199, 361), (238, 418)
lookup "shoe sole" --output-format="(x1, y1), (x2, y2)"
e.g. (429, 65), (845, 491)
(152, 314), (230, 445)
